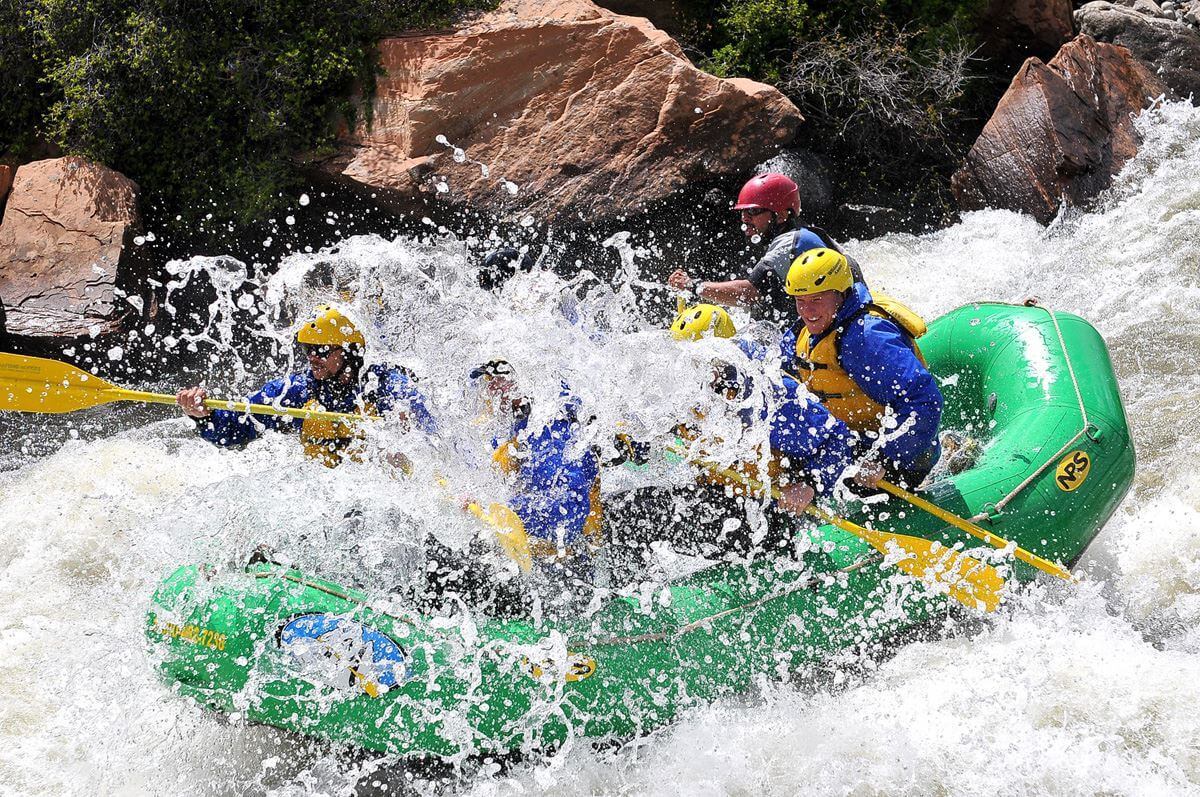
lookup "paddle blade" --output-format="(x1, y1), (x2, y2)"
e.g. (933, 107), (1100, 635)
(467, 501), (533, 572)
(875, 531), (1005, 612)
(0, 353), (123, 414)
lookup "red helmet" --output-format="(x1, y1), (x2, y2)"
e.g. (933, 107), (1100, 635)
(732, 173), (801, 218)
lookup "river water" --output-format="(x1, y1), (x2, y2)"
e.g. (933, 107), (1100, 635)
(1, 101), (1198, 796)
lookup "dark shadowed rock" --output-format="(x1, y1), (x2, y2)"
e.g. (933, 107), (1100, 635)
(0, 164), (12, 209)
(977, 0), (1075, 68)
(1077, 1), (1200, 99)
(836, 204), (903, 239)
(0, 157), (148, 338)
(590, 0), (684, 37)
(753, 149), (835, 219)
(951, 36), (1166, 223)
(313, 0), (802, 225)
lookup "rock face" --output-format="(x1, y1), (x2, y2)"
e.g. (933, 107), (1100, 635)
(977, 0), (1075, 67)
(0, 157), (146, 338)
(951, 36), (1166, 223)
(314, 0), (802, 223)
(1077, 1), (1200, 99)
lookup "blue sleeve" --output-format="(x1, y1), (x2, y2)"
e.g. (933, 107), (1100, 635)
(736, 337), (767, 361)
(375, 367), (438, 435)
(840, 318), (943, 468)
(769, 379), (854, 495)
(508, 417), (598, 546)
(196, 376), (306, 448)
(779, 326), (799, 373)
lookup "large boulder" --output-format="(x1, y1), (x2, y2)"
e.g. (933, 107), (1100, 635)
(977, 0), (1075, 68)
(0, 157), (147, 338)
(313, 0), (802, 224)
(951, 35), (1166, 223)
(1077, 1), (1200, 99)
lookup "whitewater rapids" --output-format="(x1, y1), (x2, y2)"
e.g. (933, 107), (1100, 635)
(1, 101), (1198, 796)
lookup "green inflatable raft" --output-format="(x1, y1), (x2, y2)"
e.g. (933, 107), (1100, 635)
(145, 302), (1135, 757)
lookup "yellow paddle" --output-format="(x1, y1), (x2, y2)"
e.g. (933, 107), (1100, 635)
(464, 500), (533, 572)
(0, 352), (380, 424)
(434, 476), (533, 572)
(876, 479), (1075, 582)
(675, 449), (1005, 612)
(776, 367), (1071, 584)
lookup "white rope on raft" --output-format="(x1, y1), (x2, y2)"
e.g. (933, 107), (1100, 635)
(973, 300), (1092, 521)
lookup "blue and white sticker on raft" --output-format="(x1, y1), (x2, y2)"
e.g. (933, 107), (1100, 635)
(278, 613), (411, 698)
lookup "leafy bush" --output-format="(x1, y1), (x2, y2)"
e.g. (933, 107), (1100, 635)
(693, 0), (983, 80)
(0, 2), (45, 154)
(1, 0), (494, 222)
(679, 0), (991, 221)
(787, 23), (974, 156)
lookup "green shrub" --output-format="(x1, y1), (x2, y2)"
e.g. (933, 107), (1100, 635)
(1, 0), (494, 222)
(680, 0), (991, 220)
(0, 2), (45, 154)
(693, 0), (983, 80)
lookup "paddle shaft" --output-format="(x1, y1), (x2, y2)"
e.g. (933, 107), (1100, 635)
(0, 352), (382, 424)
(672, 447), (956, 555)
(124, 388), (383, 425)
(775, 365), (1072, 582)
(678, 451), (1003, 611)
(877, 480), (1074, 582)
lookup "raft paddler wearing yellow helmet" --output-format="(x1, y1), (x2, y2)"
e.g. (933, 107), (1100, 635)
(781, 248), (942, 488)
(670, 304), (737, 341)
(176, 304), (436, 467)
(295, 304), (366, 349)
(603, 303), (855, 566)
(785, 247), (853, 297)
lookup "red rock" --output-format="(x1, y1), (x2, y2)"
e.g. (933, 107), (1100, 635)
(0, 157), (145, 338)
(313, 0), (802, 223)
(978, 0), (1075, 66)
(951, 35), (1166, 224)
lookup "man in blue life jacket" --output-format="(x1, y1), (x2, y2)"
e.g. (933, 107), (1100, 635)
(780, 248), (942, 488)
(470, 359), (603, 570)
(175, 304), (436, 467)
(671, 304), (854, 515)
(666, 173), (864, 325)
(418, 359), (602, 616)
(605, 305), (854, 579)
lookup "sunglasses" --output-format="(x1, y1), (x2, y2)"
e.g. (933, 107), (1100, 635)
(301, 343), (341, 358)
(739, 207), (770, 218)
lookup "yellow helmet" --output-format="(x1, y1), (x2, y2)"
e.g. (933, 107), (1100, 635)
(295, 304), (366, 348)
(785, 248), (852, 296)
(670, 304), (736, 341)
